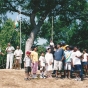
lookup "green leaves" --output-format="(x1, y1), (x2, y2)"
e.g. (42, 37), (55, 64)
(0, 0), (88, 50)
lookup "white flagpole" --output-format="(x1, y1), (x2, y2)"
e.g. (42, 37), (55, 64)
(51, 16), (53, 41)
(19, 6), (21, 50)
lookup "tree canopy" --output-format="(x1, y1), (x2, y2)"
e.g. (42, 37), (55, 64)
(0, 0), (88, 51)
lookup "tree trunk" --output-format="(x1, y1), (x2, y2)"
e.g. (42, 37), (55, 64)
(25, 24), (41, 53)
(25, 12), (45, 53)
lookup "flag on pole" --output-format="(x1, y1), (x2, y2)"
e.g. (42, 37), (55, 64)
(14, 15), (19, 31)
(14, 20), (19, 31)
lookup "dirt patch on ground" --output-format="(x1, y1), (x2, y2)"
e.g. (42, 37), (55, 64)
(0, 69), (88, 88)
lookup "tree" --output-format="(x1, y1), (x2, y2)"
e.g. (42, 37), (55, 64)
(0, 0), (87, 52)
(0, 19), (25, 52)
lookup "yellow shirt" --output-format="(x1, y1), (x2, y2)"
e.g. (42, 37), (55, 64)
(61, 46), (66, 50)
(31, 51), (38, 62)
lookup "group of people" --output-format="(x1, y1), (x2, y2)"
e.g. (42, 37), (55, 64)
(4, 42), (88, 81)
(23, 41), (88, 81)
(6, 43), (23, 69)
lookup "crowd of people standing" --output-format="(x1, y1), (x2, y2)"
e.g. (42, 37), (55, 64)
(4, 42), (88, 81)
(23, 41), (88, 81)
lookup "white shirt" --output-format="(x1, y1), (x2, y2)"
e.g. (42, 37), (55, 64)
(50, 42), (54, 47)
(82, 53), (88, 62)
(6, 46), (15, 54)
(45, 53), (53, 71)
(39, 56), (46, 66)
(45, 53), (53, 65)
(24, 56), (31, 67)
(14, 49), (23, 56)
(71, 50), (82, 65)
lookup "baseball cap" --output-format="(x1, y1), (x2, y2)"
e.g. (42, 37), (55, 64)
(26, 51), (31, 55)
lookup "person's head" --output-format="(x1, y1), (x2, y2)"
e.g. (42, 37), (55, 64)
(33, 46), (38, 51)
(54, 45), (57, 49)
(69, 45), (74, 50)
(8, 43), (11, 46)
(61, 42), (65, 47)
(50, 39), (53, 42)
(47, 48), (51, 53)
(57, 44), (61, 49)
(41, 52), (45, 56)
(74, 46), (78, 52)
(83, 49), (87, 54)
(26, 51), (31, 56)
(16, 46), (20, 49)
(66, 46), (70, 50)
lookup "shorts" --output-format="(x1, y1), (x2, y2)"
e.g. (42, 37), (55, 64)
(25, 67), (31, 73)
(82, 62), (88, 65)
(64, 62), (71, 70)
(73, 65), (81, 71)
(16, 56), (21, 60)
(54, 60), (62, 71)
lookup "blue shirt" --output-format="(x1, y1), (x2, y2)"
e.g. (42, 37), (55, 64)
(54, 48), (64, 61)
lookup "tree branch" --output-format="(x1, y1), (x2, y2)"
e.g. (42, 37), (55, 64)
(5, 0), (31, 17)
(30, 13), (36, 26)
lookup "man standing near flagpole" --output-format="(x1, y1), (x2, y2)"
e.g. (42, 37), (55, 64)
(6, 43), (15, 69)
(14, 46), (23, 69)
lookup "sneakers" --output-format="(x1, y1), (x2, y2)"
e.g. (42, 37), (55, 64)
(55, 76), (58, 80)
(32, 75), (38, 79)
(65, 76), (68, 79)
(44, 76), (46, 79)
(40, 76), (43, 78)
(78, 78), (81, 81)
(74, 77), (81, 81)
(24, 78), (30, 81)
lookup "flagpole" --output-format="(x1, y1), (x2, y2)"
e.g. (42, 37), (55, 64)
(19, 6), (22, 69)
(51, 16), (53, 41)
(19, 1), (21, 50)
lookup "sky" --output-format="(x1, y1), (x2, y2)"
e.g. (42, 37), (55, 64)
(7, 12), (47, 45)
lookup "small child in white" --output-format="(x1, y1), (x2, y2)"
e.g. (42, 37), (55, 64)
(24, 51), (31, 81)
(39, 52), (46, 78)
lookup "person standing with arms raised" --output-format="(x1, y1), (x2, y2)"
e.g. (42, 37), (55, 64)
(6, 43), (15, 69)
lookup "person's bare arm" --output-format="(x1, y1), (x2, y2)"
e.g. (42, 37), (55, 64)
(87, 56), (88, 62)
(71, 59), (74, 67)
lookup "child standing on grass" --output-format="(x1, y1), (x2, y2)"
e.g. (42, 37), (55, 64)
(24, 51), (31, 81)
(39, 52), (46, 78)
(64, 46), (72, 79)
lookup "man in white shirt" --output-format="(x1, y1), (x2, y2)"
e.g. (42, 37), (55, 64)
(6, 43), (15, 69)
(71, 46), (82, 81)
(14, 46), (23, 69)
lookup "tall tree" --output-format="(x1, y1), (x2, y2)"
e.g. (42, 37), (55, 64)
(0, 0), (87, 52)
(0, 19), (25, 52)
